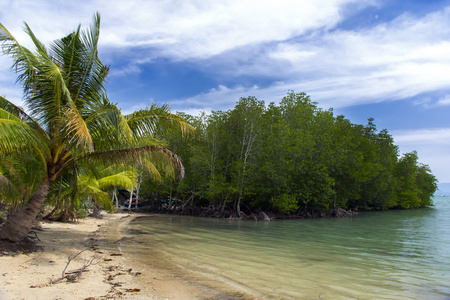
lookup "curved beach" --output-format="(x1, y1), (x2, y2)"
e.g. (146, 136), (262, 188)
(0, 213), (245, 300)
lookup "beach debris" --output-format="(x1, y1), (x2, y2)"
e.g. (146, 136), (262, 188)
(107, 265), (119, 271)
(50, 249), (95, 284)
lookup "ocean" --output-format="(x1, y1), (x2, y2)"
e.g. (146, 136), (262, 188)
(118, 197), (450, 299)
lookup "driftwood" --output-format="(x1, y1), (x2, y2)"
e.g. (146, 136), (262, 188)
(50, 249), (95, 284)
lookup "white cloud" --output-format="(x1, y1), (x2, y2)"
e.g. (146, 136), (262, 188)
(412, 94), (450, 108)
(252, 8), (450, 107)
(2, 1), (450, 109)
(391, 128), (450, 183)
(169, 83), (293, 113)
(0, 0), (368, 89)
(392, 128), (450, 146)
(166, 58), (450, 111)
(100, 0), (358, 59)
(152, 4), (450, 111)
(0, 0), (93, 47)
(170, 84), (257, 111)
(0, 0), (360, 57)
(436, 95), (450, 106)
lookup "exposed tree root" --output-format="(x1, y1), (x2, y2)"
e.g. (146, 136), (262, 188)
(0, 228), (44, 254)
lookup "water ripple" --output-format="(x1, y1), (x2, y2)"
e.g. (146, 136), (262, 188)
(121, 198), (450, 299)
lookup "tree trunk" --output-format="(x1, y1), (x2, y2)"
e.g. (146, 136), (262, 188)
(113, 190), (119, 212)
(235, 197), (241, 217)
(134, 176), (141, 211)
(0, 178), (51, 243)
(127, 187), (133, 210)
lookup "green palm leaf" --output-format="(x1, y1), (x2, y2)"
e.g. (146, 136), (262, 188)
(0, 108), (42, 153)
(125, 103), (195, 139)
(97, 171), (137, 191)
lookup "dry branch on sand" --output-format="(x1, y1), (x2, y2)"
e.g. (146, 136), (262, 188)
(50, 249), (95, 284)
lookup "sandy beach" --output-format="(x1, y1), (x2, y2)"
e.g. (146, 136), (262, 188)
(0, 213), (247, 300)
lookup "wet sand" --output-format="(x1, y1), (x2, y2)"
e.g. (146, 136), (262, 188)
(112, 215), (256, 300)
(0, 213), (251, 300)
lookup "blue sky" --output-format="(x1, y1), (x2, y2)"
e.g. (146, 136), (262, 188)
(0, 0), (449, 184)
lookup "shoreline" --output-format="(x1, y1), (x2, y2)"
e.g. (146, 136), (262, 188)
(0, 212), (145, 299)
(0, 212), (253, 300)
(114, 215), (258, 300)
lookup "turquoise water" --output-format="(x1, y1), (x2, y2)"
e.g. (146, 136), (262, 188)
(120, 198), (450, 299)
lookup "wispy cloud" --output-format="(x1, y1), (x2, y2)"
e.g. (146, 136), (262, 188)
(436, 95), (450, 106)
(2, 1), (449, 104)
(391, 128), (450, 182)
(0, 0), (361, 56)
(392, 128), (450, 146)
(159, 5), (450, 111)
(0, 0), (365, 97)
(413, 94), (450, 108)
(100, 0), (359, 58)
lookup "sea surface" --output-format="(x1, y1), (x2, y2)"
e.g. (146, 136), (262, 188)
(119, 197), (450, 299)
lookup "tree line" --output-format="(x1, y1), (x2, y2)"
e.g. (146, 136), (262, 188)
(142, 93), (438, 218)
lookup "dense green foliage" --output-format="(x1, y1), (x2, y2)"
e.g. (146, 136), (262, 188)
(143, 92), (438, 217)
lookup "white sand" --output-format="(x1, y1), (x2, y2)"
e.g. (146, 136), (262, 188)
(0, 213), (143, 300)
(0, 213), (253, 300)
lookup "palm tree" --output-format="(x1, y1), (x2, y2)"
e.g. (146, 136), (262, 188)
(44, 163), (138, 221)
(0, 14), (193, 243)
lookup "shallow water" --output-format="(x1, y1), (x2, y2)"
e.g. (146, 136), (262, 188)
(119, 198), (450, 299)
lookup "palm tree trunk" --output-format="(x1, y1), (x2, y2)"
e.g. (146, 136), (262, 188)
(0, 178), (51, 243)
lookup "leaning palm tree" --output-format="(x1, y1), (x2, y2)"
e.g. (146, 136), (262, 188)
(0, 14), (193, 243)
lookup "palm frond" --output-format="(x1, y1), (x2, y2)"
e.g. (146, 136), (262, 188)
(140, 160), (162, 182)
(77, 174), (114, 212)
(64, 106), (94, 151)
(83, 145), (184, 179)
(73, 13), (108, 104)
(84, 94), (133, 148)
(0, 22), (39, 89)
(0, 108), (44, 153)
(125, 103), (195, 139)
(23, 23), (47, 58)
(97, 171), (137, 190)
(0, 95), (48, 137)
